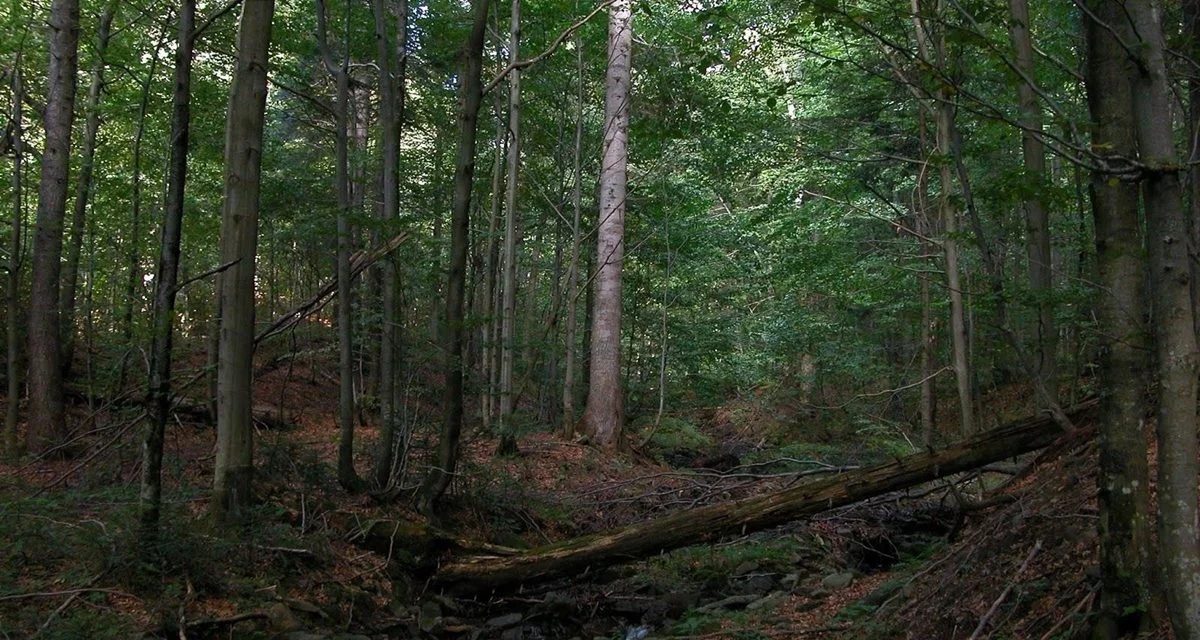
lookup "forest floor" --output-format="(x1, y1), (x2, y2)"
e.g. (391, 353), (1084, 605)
(0, 341), (1181, 639)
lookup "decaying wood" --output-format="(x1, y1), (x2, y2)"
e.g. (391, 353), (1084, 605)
(428, 399), (1097, 594)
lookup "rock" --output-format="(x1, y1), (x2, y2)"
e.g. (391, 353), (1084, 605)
(821, 572), (855, 590)
(738, 574), (777, 595)
(659, 591), (700, 617)
(487, 613), (524, 629)
(418, 600), (443, 634)
(331, 635), (372, 640)
(698, 594), (759, 612)
(733, 560), (760, 576)
(268, 602), (303, 632)
(285, 598), (326, 618)
(781, 573), (801, 589)
(500, 627), (523, 640)
(747, 591), (785, 612)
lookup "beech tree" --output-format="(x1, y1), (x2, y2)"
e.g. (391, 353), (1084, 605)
(212, 0), (275, 524)
(580, 0), (631, 450)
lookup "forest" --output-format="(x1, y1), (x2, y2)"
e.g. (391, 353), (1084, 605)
(0, 0), (1198, 638)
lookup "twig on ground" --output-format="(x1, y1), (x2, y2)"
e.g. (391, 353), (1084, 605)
(968, 539), (1043, 640)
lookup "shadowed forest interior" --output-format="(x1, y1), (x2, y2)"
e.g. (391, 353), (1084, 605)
(0, 0), (1198, 638)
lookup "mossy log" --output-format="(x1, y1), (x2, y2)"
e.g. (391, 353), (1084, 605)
(432, 399), (1097, 595)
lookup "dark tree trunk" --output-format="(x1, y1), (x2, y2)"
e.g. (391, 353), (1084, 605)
(418, 0), (491, 512)
(140, 0), (196, 543)
(5, 62), (23, 458)
(27, 0), (81, 454)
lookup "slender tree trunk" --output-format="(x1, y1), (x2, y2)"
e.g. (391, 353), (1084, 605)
(372, 0), (406, 491)
(1007, 0), (1056, 405)
(140, 0), (196, 543)
(581, 0), (632, 450)
(496, 0), (523, 456)
(916, 110), (936, 445)
(1124, 2), (1200, 636)
(61, 1), (117, 376)
(27, 0), (81, 454)
(212, 0), (275, 524)
(317, 0), (361, 492)
(5, 62), (23, 458)
(915, 0), (974, 437)
(1082, 2), (1153, 635)
(562, 38), (584, 437)
(418, 0), (490, 512)
(481, 122), (504, 429)
(118, 40), (164, 392)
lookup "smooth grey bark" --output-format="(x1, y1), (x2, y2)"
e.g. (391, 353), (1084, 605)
(418, 0), (490, 512)
(5, 62), (23, 458)
(1123, 1), (1200, 636)
(1083, 1), (1153, 635)
(316, 0), (361, 492)
(140, 0), (196, 542)
(27, 0), (81, 454)
(497, 0), (523, 456)
(562, 36), (584, 437)
(581, 0), (631, 450)
(1006, 0), (1056, 406)
(60, 1), (117, 375)
(212, 0), (275, 524)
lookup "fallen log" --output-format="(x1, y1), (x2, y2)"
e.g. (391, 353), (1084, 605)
(431, 399), (1097, 595)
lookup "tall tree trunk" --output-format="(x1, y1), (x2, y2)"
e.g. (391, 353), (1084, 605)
(497, 0), (523, 456)
(317, 0), (361, 492)
(581, 0), (632, 450)
(1082, 1), (1153, 635)
(562, 37), (584, 437)
(418, 0), (490, 512)
(5, 62), (23, 458)
(1188, 0), (1200, 341)
(1006, 0), (1056, 405)
(372, 0), (407, 491)
(912, 0), (974, 437)
(212, 0), (275, 524)
(1123, 1), (1200, 636)
(27, 0), (81, 454)
(140, 0), (196, 543)
(481, 121), (504, 429)
(118, 39), (164, 392)
(60, 1), (117, 376)
(916, 109), (936, 445)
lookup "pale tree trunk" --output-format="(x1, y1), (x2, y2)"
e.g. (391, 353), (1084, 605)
(418, 0), (490, 512)
(140, 0), (196, 543)
(1082, 1), (1153, 635)
(912, 0), (973, 437)
(581, 0), (631, 450)
(497, 0), (523, 456)
(5, 62), (23, 458)
(61, 1), (117, 376)
(317, 0), (361, 491)
(562, 36), (584, 437)
(1006, 0), (1056, 405)
(27, 0), (81, 454)
(372, 0), (407, 491)
(916, 110), (936, 445)
(118, 38), (165, 392)
(1123, 1), (1200, 636)
(212, 0), (275, 524)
